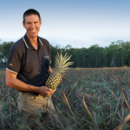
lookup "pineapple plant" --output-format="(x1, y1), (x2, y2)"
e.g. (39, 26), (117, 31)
(45, 52), (73, 89)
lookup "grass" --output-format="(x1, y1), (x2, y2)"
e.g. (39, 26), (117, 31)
(0, 69), (6, 75)
(1, 67), (130, 129)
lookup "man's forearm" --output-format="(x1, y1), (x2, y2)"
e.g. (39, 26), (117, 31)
(49, 66), (54, 74)
(6, 76), (39, 93)
(6, 77), (56, 96)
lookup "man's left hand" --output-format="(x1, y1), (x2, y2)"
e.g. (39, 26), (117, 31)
(59, 76), (62, 83)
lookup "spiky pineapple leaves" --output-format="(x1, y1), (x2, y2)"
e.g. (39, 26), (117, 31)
(53, 52), (74, 76)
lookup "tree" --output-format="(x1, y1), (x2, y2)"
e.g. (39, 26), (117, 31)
(107, 42), (120, 67)
(0, 41), (14, 67)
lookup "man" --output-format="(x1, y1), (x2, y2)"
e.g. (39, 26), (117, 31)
(6, 9), (60, 129)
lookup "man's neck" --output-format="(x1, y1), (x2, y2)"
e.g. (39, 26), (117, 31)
(27, 34), (38, 50)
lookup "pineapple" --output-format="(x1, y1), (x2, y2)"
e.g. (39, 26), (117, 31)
(45, 52), (73, 89)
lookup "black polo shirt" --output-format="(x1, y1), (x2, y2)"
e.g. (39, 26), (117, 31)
(6, 34), (51, 87)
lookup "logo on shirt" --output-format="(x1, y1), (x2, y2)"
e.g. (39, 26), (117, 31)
(44, 56), (49, 59)
(9, 63), (14, 67)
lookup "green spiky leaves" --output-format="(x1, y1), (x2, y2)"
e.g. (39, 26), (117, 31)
(54, 52), (73, 76)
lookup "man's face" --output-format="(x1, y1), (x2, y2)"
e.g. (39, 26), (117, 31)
(23, 14), (42, 39)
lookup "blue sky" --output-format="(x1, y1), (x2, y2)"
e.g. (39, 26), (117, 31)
(0, 0), (130, 48)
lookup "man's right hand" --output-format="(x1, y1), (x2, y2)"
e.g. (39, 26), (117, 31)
(37, 86), (56, 97)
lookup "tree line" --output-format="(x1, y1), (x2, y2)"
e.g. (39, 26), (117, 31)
(0, 40), (130, 68)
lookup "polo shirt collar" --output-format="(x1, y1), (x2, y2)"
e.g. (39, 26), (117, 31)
(23, 34), (43, 50)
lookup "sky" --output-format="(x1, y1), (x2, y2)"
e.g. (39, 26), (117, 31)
(0, 0), (130, 48)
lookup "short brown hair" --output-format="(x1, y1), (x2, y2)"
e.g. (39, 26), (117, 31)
(23, 9), (41, 23)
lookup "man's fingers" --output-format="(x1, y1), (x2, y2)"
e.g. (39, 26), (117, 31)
(39, 86), (56, 96)
(44, 86), (53, 91)
(45, 87), (50, 91)
(59, 76), (62, 82)
(46, 87), (56, 93)
(53, 88), (56, 91)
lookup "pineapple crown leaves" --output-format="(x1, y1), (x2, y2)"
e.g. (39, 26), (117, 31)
(54, 52), (73, 75)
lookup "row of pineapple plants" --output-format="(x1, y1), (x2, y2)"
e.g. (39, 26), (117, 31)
(1, 66), (130, 129)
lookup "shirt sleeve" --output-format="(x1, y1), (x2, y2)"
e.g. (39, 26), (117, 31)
(6, 47), (21, 74)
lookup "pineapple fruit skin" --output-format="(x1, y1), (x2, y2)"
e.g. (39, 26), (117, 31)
(45, 73), (60, 89)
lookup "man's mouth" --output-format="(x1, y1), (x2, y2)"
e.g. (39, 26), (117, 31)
(31, 30), (36, 32)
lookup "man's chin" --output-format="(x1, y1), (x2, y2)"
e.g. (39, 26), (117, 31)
(29, 34), (38, 38)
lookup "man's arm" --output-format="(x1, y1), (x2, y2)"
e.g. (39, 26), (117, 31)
(48, 66), (54, 74)
(6, 69), (56, 96)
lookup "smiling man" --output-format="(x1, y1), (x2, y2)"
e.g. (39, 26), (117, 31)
(6, 9), (60, 129)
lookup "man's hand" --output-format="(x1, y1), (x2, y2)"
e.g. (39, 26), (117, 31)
(59, 76), (62, 83)
(38, 86), (56, 97)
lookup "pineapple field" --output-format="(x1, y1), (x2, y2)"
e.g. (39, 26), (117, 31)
(1, 68), (130, 130)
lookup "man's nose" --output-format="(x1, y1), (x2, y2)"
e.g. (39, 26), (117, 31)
(30, 23), (35, 28)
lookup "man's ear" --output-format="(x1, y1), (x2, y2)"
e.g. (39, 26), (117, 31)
(22, 22), (25, 28)
(40, 20), (42, 26)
